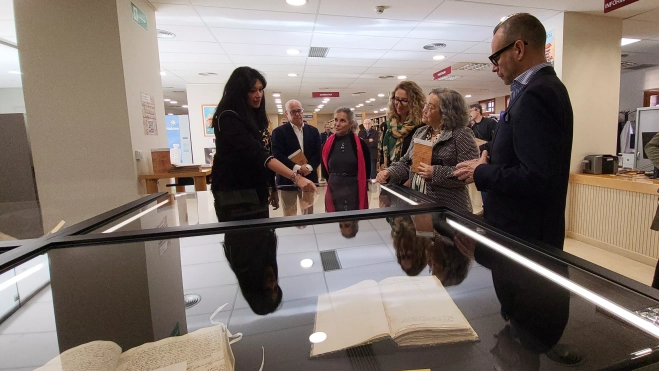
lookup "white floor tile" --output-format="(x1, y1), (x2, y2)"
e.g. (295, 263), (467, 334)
(368, 218), (391, 230)
(229, 297), (317, 336)
(184, 285), (238, 317)
(0, 301), (56, 335)
(275, 252), (323, 277)
(233, 272), (327, 310)
(336, 245), (396, 269)
(313, 221), (374, 234)
(182, 261), (237, 289)
(277, 234), (318, 255)
(180, 243), (227, 266)
(376, 228), (394, 247)
(316, 230), (385, 251)
(34, 286), (53, 303)
(180, 234), (224, 248)
(0, 332), (59, 370)
(275, 226), (316, 236)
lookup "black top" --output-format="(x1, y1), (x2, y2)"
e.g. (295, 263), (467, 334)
(322, 134), (371, 181)
(271, 122), (321, 185)
(358, 129), (380, 159)
(471, 117), (497, 142)
(474, 66), (573, 250)
(211, 110), (275, 192)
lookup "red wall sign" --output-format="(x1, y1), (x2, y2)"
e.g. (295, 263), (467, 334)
(312, 92), (340, 98)
(432, 66), (452, 80)
(604, 0), (639, 13)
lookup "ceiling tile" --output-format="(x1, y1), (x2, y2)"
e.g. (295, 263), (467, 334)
(311, 33), (400, 49)
(629, 7), (659, 22)
(314, 15), (419, 38)
(380, 50), (457, 62)
(304, 65), (370, 74)
(306, 58), (378, 67)
(169, 70), (233, 83)
(151, 0), (191, 4)
(406, 22), (493, 42)
(0, 19), (15, 38)
(0, 0), (14, 20)
(253, 64), (309, 73)
(190, 0), (320, 13)
(370, 59), (438, 69)
(220, 43), (309, 57)
(159, 52), (232, 63)
(622, 20), (659, 40)
(364, 67), (429, 76)
(621, 40), (659, 55)
(152, 4), (205, 26)
(210, 28), (312, 46)
(302, 72), (362, 79)
(462, 42), (494, 54)
(196, 7), (316, 32)
(318, 0), (445, 21)
(392, 38), (477, 53)
(230, 55), (307, 66)
(160, 62), (234, 71)
(426, 1), (560, 26)
(158, 40), (224, 53)
(622, 52), (659, 65)
(326, 48), (388, 59)
(449, 53), (492, 64)
(469, 0), (658, 19)
(153, 25), (216, 42)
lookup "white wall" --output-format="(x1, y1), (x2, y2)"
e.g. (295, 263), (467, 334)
(186, 84), (223, 164)
(542, 12), (565, 79)
(0, 88), (25, 113)
(619, 66), (659, 112)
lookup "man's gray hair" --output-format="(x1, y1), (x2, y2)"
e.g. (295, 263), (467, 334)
(285, 99), (301, 111)
(363, 118), (372, 125)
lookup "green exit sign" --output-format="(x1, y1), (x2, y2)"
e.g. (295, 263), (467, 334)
(131, 3), (148, 31)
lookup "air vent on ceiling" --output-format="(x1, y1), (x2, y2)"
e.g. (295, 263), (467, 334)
(309, 47), (330, 58)
(157, 29), (176, 39)
(352, 92), (366, 96)
(184, 294), (201, 309)
(173, 90), (185, 93)
(379, 75), (395, 79)
(423, 43), (447, 50)
(621, 62), (658, 70)
(457, 63), (492, 71)
(435, 75), (462, 81)
(198, 72), (218, 76)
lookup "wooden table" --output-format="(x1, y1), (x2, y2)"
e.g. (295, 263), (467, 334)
(138, 168), (212, 194)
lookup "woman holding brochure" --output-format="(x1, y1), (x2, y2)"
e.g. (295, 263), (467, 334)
(376, 88), (479, 212)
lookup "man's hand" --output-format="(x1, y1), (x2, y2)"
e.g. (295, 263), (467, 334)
(454, 150), (488, 184)
(268, 190), (280, 210)
(417, 163), (433, 179)
(369, 138), (374, 142)
(299, 166), (312, 176)
(376, 170), (390, 184)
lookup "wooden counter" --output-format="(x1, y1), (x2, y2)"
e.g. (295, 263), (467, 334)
(138, 168), (211, 194)
(568, 173), (659, 265)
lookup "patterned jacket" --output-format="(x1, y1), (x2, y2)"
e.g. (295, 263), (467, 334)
(387, 125), (479, 213)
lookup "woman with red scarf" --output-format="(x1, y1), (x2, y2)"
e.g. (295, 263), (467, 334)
(321, 107), (371, 213)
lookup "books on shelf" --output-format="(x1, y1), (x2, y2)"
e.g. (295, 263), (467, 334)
(36, 326), (236, 371)
(311, 276), (478, 357)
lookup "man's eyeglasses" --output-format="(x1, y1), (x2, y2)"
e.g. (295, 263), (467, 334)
(488, 40), (528, 66)
(391, 97), (409, 106)
(289, 109), (304, 115)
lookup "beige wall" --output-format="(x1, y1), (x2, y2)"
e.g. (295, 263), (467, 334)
(116, 0), (168, 181)
(562, 12), (622, 173)
(494, 96), (507, 116)
(15, 0), (140, 231)
(620, 66), (659, 111)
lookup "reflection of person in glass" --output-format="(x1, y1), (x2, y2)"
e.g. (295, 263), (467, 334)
(321, 107), (371, 213)
(210, 67), (316, 222)
(389, 216), (429, 276)
(223, 229), (282, 315)
(425, 218), (472, 286)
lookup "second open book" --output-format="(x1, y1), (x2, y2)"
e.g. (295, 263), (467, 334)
(311, 276), (479, 357)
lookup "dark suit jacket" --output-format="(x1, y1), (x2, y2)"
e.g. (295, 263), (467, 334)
(474, 66), (573, 250)
(358, 129), (380, 160)
(271, 122), (321, 185)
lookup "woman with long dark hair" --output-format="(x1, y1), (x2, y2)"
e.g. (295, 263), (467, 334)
(211, 67), (316, 222)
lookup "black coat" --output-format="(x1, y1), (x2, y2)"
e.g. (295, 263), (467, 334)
(474, 67), (573, 250)
(321, 134), (371, 181)
(358, 129), (380, 160)
(271, 123), (321, 185)
(211, 110), (275, 192)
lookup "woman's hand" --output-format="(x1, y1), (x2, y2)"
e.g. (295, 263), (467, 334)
(268, 189), (280, 210)
(375, 170), (390, 184)
(417, 163), (434, 179)
(296, 176), (318, 193)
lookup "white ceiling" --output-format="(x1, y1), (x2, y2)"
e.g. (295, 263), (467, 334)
(1, 0), (659, 115)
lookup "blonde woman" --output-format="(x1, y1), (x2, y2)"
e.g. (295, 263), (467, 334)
(378, 81), (426, 171)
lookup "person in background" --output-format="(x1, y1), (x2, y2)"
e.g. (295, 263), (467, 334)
(279, 117), (287, 126)
(358, 119), (380, 179)
(644, 133), (659, 288)
(271, 99), (321, 216)
(211, 67), (316, 222)
(468, 104), (497, 153)
(379, 81), (426, 172)
(320, 123), (332, 149)
(454, 13), (573, 250)
(322, 107), (371, 237)
(376, 88), (479, 213)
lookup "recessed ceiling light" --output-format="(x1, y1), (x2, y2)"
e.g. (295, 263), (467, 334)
(621, 38), (641, 46)
(309, 332), (327, 343)
(350, 108), (355, 111)
(373, 110), (379, 113)
(465, 95), (472, 98)
(276, 104), (282, 108)
(182, 105), (188, 108)
(160, 71), (167, 76)
(315, 109), (320, 112)
(365, 100), (370, 103)
(8, 71), (21, 74)
(378, 93), (385, 97)
(318, 105), (324, 108)
(273, 93), (281, 97)
(300, 259), (314, 268)
(170, 101), (178, 104)
(287, 49), (301, 55)
(288, 73), (298, 77)
(369, 98), (376, 101)
(398, 76), (406, 79)
(433, 55), (446, 61)
(164, 98), (171, 102)
(286, 0), (308, 5)
(275, 99), (282, 103)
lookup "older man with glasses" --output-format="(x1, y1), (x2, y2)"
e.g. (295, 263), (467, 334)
(454, 13), (573, 251)
(271, 99), (322, 215)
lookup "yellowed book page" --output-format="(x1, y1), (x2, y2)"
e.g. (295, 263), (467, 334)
(311, 280), (390, 357)
(378, 276), (469, 338)
(35, 341), (122, 371)
(116, 326), (232, 371)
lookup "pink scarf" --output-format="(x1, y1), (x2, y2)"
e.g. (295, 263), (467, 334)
(322, 133), (368, 212)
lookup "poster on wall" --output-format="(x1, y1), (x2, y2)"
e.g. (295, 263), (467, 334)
(202, 105), (216, 137)
(141, 92), (158, 135)
(545, 30), (555, 66)
(166, 116), (182, 164)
